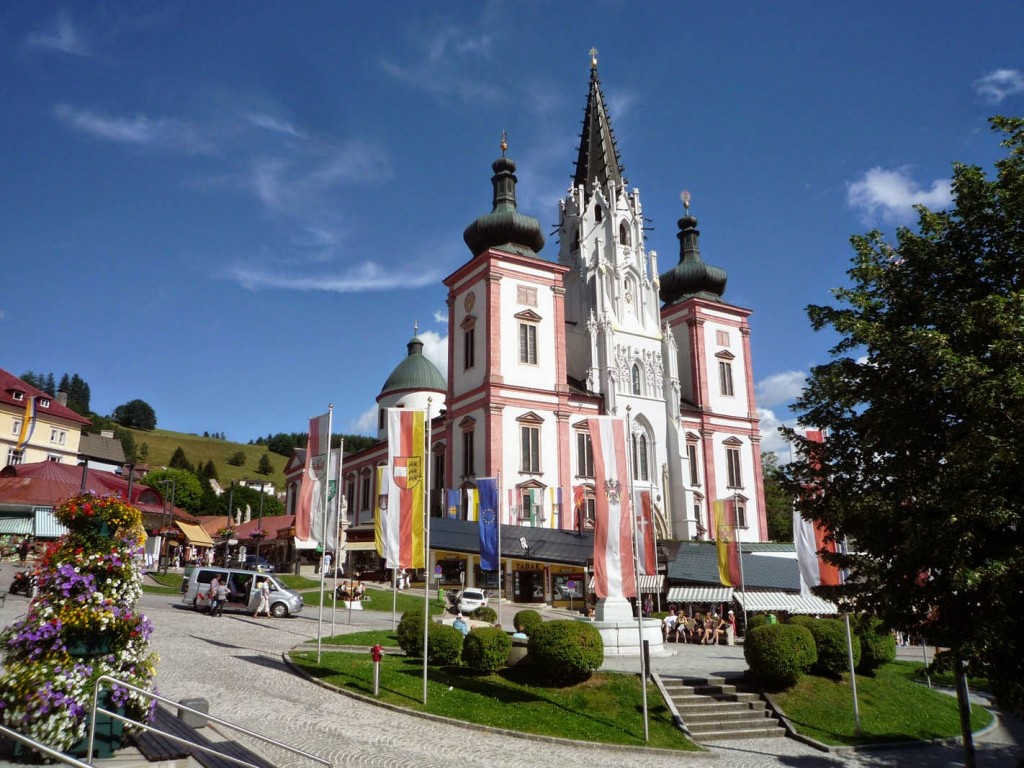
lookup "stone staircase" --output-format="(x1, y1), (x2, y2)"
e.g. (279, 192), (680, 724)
(661, 675), (786, 742)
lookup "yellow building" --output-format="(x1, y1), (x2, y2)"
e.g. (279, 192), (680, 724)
(1, 368), (91, 467)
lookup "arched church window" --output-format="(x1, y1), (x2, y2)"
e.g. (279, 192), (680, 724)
(631, 364), (642, 395)
(631, 433), (650, 481)
(594, 205), (603, 223)
(619, 221), (630, 246)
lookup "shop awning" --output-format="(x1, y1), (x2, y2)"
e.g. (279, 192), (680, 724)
(174, 521), (215, 547)
(588, 574), (666, 593)
(34, 509), (66, 538)
(733, 590), (838, 615)
(342, 540), (378, 552)
(0, 515), (33, 535)
(666, 585), (734, 603)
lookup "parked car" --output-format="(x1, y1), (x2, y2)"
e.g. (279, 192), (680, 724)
(452, 588), (487, 615)
(243, 555), (274, 573)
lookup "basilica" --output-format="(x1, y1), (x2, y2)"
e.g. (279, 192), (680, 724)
(287, 57), (767, 591)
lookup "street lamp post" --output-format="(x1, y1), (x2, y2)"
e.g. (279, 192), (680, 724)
(255, 481), (266, 563)
(157, 478), (176, 574)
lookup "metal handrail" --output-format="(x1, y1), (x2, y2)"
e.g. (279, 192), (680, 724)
(88, 674), (332, 767)
(0, 723), (94, 767)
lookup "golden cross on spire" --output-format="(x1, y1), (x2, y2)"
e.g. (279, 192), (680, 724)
(413, 320), (419, 335)
(589, 47), (599, 69)
(500, 130), (508, 154)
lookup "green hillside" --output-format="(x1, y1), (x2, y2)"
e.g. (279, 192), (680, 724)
(124, 428), (289, 491)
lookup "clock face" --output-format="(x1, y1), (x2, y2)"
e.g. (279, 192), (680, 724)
(464, 292), (476, 312)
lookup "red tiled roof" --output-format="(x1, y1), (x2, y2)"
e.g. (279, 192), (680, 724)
(0, 368), (92, 426)
(0, 461), (183, 519)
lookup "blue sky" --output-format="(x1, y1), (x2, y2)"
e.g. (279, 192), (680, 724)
(2, 2), (1021, 458)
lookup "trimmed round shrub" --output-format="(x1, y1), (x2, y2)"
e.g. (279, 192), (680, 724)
(854, 616), (896, 674)
(747, 614), (770, 631)
(807, 618), (861, 678)
(787, 615), (818, 629)
(513, 609), (543, 636)
(427, 622), (464, 665)
(463, 626), (512, 673)
(470, 606), (497, 624)
(527, 620), (603, 684)
(397, 610), (425, 657)
(744, 623), (817, 691)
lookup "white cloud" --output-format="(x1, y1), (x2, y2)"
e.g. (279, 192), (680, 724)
(25, 10), (92, 57)
(433, 309), (448, 324)
(53, 104), (214, 154)
(380, 25), (499, 103)
(353, 404), (379, 435)
(246, 112), (305, 138)
(417, 329), (449, 374)
(758, 407), (793, 463)
(973, 69), (1024, 103)
(755, 370), (806, 408)
(228, 260), (441, 293)
(846, 167), (952, 224)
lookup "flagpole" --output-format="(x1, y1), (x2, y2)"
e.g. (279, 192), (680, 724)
(626, 407), (649, 742)
(840, 535), (861, 735)
(316, 405), (333, 663)
(734, 492), (748, 635)
(496, 471), (502, 631)
(331, 439), (344, 636)
(423, 400), (432, 705)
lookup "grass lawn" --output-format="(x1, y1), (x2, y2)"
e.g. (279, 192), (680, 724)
(320, 629), (400, 647)
(289, 650), (698, 751)
(300, 586), (443, 616)
(274, 574), (321, 590)
(142, 571), (183, 595)
(772, 662), (993, 746)
(889, 660), (992, 694)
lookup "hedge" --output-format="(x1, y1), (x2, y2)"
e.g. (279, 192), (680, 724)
(807, 618), (861, 677)
(428, 622), (464, 665)
(744, 623), (816, 690)
(513, 609), (543, 636)
(747, 614), (770, 631)
(527, 620), (603, 684)
(470, 606), (497, 624)
(397, 610), (426, 657)
(854, 615), (896, 674)
(463, 627), (512, 673)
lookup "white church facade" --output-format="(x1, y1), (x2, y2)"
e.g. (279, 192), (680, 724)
(327, 57), (767, 573)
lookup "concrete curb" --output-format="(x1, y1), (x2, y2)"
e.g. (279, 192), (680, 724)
(283, 646), (712, 759)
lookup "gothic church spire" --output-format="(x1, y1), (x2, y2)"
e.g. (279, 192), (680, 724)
(573, 48), (627, 196)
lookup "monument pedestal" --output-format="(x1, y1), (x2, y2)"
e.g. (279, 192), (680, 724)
(578, 597), (668, 657)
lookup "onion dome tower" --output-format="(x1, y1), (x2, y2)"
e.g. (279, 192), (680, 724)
(659, 193), (728, 305)
(376, 324), (446, 438)
(463, 132), (545, 258)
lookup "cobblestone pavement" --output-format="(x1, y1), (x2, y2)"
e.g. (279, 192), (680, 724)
(1, 565), (1022, 767)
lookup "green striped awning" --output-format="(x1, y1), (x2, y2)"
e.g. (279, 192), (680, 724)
(0, 516), (33, 535)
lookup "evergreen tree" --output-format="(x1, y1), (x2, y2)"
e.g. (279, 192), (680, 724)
(168, 446), (194, 473)
(203, 460), (218, 481)
(256, 453), (274, 475)
(138, 443), (150, 462)
(113, 426), (136, 463)
(45, 373), (56, 396)
(784, 117), (1024, 713)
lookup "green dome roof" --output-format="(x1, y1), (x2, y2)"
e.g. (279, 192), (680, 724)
(380, 335), (446, 396)
(463, 148), (545, 258)
(659, 213), (728, 305)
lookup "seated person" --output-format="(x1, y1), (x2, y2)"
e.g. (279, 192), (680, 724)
(705, 614), (725, 645)
(453, 615), (470, 636)
(353, 580), (366, 600)
(511, 623), (528, 640)
(691, 613), (706, 644)
(662, 609), (679, 641)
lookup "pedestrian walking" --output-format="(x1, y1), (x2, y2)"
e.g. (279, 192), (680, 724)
(254, 577), (272, 618)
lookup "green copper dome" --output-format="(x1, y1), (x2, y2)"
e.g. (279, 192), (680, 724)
(659, 212), (728, 305)
(380, 335), (446, 396)
(463, 142), (545, 258)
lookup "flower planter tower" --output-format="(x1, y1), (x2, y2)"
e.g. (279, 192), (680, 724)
(0, 494), (158, 760)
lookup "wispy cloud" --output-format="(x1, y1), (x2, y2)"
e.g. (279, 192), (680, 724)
(846, 166), (952, 224)
(417, 329), (449, 374)
(757, 407), (792, 460)
(973, 68), (1024, 103)
(755, 370), (807, 408)
(246, 112), (306, 138)
(25, 10), (92, 57)
(53, 104), (215, 153)
(433, 309), (448, 324)
(353, 404), (379, 435)
(228, 260), (442, 293)
(381, 26), (499, 102)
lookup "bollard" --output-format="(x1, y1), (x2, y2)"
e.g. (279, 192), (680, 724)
(370, 644), (384, 696)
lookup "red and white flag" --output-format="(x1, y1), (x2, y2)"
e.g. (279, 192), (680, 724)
(587, 416), (636, 599)
(637, 490), (657, 575)
(296, 411), (331, 542)
(794, 515), (841, 591)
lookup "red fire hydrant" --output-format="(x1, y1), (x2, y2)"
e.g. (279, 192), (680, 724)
(370, 644), (383, 695)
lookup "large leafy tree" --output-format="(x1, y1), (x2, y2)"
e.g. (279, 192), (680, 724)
(141, 469), (203, 515)
(761, 452), (793, 542)
(112, 399), (157, 430)
(783, 118), (1024, 712)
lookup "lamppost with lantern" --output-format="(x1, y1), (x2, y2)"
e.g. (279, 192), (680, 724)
(157, 477), (176, 574)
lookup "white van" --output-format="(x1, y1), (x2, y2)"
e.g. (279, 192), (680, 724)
(180, 566), (303, 618)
